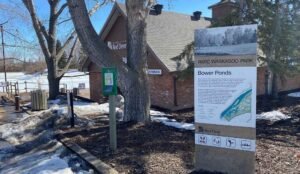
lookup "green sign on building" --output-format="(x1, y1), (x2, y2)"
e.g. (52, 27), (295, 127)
(102, 67), (117, 96)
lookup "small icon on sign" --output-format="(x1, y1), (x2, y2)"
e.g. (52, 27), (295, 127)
(212, 137), (221, 146)
(198, 126), (204, 132)
(226, 138), (236, 148)
(241, 140), (251, 149)
(198, 135), (207, 144)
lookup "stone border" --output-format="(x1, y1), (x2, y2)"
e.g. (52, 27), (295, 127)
(56, 134), (118, 174)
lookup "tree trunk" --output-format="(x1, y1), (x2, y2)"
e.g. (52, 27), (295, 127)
(47, 60), (61, 100)
(123, 0), (150, 122)
(271, 73), (279, 99)
(48, 75), (60, 100)
(123, 74), (150, 122)
(67, 0), (151, 122)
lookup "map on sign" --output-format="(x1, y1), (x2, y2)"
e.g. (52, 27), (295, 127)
(195, 67), (256, 128)
(221, 88), (252, 121)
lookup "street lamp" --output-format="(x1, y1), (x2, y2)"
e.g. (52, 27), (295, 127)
(0, 21), (8, 84)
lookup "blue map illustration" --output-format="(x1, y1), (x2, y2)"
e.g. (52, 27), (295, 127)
(221, 89), (252, 121)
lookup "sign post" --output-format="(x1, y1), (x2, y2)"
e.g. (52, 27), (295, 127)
(102, 67), (117, 152)
(194, 25), (257, 174)
(67, 91), (75, 128)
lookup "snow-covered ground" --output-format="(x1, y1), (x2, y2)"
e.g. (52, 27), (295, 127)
(0, 104), (94, 174)
(288, 92), (300, 98)
(0, 70), (89, 92)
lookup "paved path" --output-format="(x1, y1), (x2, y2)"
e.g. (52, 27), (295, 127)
(0, 105), (23, 125)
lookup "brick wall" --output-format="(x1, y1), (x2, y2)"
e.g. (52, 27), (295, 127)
(211, 4), (237, 23)
(257, 66), (300, 95)
(88, 63), (102, 102)
(175, 75), (194, 109)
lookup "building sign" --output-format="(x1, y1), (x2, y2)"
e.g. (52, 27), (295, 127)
(147, 69), (162, 75)
(78, 83), (85, 89)
(194, 24), (257, 174)
(107, 41), (127, 50)
(102, 67), (117, 96)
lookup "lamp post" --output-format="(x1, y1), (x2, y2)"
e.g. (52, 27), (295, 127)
(0, 21), (8, 84)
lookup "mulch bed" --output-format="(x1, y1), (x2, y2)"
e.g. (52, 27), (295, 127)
(60, 96), (300, 174)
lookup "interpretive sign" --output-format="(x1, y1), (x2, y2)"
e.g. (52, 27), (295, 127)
(102, 67), (117, 96)
(194, 24), (257, 174)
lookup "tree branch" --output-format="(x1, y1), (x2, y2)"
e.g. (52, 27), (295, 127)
(56, 31), (76, 61)
(58, 0), (109, 25)
(57, 0), (109, 63)
(38, 20), (49, 41)
(22, 0), (51, 59)
(57, 38), (78, 78)
(55, 3), (68, 19)
(67, 0), (136, 93)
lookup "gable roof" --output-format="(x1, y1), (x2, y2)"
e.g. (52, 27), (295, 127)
(99, 3), (211, 72)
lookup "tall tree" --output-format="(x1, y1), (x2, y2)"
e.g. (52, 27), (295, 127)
(67, 0), (154, 122)
(254, 0), (300, 98)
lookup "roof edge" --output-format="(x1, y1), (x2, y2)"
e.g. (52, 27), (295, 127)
(208, 1), (238, 9)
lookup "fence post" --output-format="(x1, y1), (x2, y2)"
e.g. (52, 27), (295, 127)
(14, 82), (17, 95)
(25, 81), (27, 93)
(6, 82), (8, 94)
(15, 94), (20, 111)
(10, 82), (12, 97)
(16, 81), (19, 94)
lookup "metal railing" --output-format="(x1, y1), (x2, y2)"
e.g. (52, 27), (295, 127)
(1, 81), (67, 96)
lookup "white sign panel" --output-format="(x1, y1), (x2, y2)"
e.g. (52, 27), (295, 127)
(78, 83), (85, 89)
(148, 69), (162, 75)
(104, 73), (114, 86)
(107, 41), (127, 50)
(194, 67), (257, 128)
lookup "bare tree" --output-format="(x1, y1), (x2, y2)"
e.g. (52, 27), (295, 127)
(67, 0), (155, 122)
(22, 0), (105, 99)
(22, 0), (77, 99)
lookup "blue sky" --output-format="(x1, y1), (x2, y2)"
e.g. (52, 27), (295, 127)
(90, 0), (219, 32)
(0, 0), (219, 59)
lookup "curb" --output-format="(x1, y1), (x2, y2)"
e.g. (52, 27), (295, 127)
(56, 134), (118, 174)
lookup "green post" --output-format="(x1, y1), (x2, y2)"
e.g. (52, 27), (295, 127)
(102, 67), (117, 152)
(109, 95), (117, 151)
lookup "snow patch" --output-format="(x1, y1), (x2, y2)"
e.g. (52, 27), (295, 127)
(257, 111), (291, 122)
(26, 156), (73, 174)
(288, 92), (300, 98)
(151, 111), (195, 131)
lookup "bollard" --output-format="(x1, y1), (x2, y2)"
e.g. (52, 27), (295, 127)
(109, 95), (117, 152)
(67, 91), (75, 128)
(73, 88), (79, 97)
(25, 81), (28, 93)
(15, 95), (20, 111)
(60, 88), (66, 93)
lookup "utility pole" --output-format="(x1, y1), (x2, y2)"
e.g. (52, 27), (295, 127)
(0, 21), (8, 84)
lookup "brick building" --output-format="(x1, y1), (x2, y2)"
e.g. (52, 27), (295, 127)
(82, 1), (300, 110)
